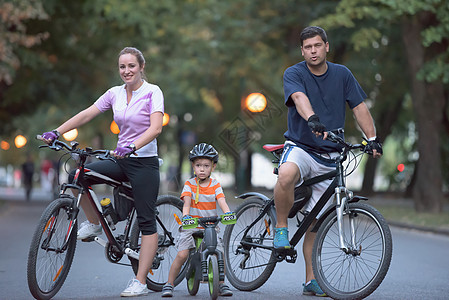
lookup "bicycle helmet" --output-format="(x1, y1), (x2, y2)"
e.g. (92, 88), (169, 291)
(189, 143), (219, 163)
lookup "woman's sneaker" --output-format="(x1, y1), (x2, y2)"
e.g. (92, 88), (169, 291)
(302, 279), (327, 297)
(120, 278), (149, 297)
(161, 283), (174, 297)
(77, 221), (102, 240)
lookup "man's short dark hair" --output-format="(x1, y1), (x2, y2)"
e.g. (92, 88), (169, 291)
(300, 26), (328, 46)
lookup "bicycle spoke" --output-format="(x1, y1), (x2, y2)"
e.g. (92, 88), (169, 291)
(313, 203), (392, 299)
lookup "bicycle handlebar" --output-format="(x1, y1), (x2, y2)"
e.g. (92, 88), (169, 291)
(36, 135), (115, 161)
(326, 129), (367, 154)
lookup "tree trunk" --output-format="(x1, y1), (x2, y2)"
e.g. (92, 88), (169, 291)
(402, 14), (444, 213)
(361, 96), (403, 194)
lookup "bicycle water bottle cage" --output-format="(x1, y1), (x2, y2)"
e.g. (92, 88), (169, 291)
(221, 213), (237, 225)
(182, 217), (198, 230)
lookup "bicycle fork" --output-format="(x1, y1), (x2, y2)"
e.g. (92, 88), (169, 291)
(335, 187), (358, 255)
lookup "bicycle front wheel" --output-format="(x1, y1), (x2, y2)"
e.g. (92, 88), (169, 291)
(208, 255), (219, 300)
(130, 194), (186, 291)
(312, 202), (393, 300)
(223, 196), (277, 291)
(27, 198), (77, 300)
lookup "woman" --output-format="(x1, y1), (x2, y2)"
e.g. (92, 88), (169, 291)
(42, 47), (163, 297)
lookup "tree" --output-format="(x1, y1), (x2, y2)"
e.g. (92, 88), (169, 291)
(314, 0), (449, 212)
(0, 0), (49, 135)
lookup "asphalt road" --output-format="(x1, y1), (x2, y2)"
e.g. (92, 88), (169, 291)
(1, 194), (449, 299)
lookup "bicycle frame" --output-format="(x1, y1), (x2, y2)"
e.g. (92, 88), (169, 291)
(237, 130), (368, 258)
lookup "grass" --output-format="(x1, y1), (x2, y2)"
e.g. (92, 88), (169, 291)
(375, 204), (449, 231)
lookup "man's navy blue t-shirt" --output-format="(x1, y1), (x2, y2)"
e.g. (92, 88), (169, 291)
(283, 61), (366, 153)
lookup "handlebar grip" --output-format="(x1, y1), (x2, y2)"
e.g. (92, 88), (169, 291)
(36, 135), (44, 141)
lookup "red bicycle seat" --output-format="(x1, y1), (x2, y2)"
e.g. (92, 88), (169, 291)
(263, 144), (284, 152)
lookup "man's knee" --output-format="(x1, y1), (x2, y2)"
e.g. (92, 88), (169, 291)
(277, 163), (300, 190)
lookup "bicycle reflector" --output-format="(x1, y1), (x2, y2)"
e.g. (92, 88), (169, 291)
(174, 214), (182, 225)
(221, 213), (237, 225)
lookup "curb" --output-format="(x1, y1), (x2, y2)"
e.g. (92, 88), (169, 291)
(386, 220), (449, 237)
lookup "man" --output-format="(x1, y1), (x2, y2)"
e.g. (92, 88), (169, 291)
(273, 26), (382, 296)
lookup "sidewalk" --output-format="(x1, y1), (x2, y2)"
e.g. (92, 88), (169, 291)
(0, 186), (54, 203)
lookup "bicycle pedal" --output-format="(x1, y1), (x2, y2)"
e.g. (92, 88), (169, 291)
(80, 236), (96, 242)
(274, 247), (297, 263)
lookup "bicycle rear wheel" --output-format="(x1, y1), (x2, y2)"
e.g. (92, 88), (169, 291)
(223, 196), (277, 291)
(130, 194), (187, 291)
(312, 202), (392, 300)
(27, 198), (77, 300)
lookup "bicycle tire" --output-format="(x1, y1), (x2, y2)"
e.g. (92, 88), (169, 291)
(312, 202), (393, 300)
(208, 255), (219, 300)
(223, 196), (277, 291)
(186, 258), (200, 296)
(27, 198), (77, 300)
(129, 194), (187, 292)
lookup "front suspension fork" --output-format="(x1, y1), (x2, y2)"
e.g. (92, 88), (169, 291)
(335, 187), (356, 252)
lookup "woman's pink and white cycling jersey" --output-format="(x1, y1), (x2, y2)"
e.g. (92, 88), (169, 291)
(94, 80), (164, 157)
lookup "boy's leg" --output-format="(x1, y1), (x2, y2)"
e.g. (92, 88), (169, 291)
(166, 249), (189, 285)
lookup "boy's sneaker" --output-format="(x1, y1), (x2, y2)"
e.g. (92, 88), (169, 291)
(219, 283), (233, 296)
(77, 221), (102, 240)
(161, 283), (174, 297)
(120, 278), (149, 297)
(273, 227), (291, 249)
(303, 279), (327, 297)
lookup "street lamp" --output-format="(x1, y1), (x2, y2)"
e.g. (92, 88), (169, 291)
(1, 140), (10, 150)
(110, 120), (120, 134)
(163, 113), (170, 126)
(245, 92), (267, 113)
(14, 135), (27, 148)
(63, 129), (78, 141)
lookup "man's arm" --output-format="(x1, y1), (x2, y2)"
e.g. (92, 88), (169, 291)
(290, 91), (314, 120)
(352, 102), (382, 158)
(291, 92), (328, 139)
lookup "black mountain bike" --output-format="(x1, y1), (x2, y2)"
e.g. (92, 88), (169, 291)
(27, 138), (187, 299)
(223, 129), (393, 300)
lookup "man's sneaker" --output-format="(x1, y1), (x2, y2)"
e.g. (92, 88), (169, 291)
(303, 279), (327, 297)
(219, 283), (233, 296)
(161, 283), (174, 297)
(273, 227), (291, 249)
(77, 221), (102, 240)
(120, 278), (149, 297)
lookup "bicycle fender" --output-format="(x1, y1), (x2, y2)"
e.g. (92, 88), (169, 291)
(311, 196), (368, 232)
(236, 192), (271, 202)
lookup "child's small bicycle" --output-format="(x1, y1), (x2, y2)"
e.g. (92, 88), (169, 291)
(181, 213), (237, 300)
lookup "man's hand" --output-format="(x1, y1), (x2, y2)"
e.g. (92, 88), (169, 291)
(365, 137), (383, 158)
(307, 114), (327, 139)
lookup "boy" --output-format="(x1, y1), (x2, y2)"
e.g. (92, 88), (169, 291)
(161, 143), (233, 297)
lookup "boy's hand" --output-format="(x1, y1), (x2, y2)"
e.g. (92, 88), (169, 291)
(221, 211), (237, 225)
(182, 215), (193, 220)
(181, 215), (197, 229)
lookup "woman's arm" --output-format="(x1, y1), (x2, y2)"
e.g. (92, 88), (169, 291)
(56, 104), (101, 135)
(130, 112), (163, 149)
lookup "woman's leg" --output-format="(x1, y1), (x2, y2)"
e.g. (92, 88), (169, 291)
(120, 157), (160, 284)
